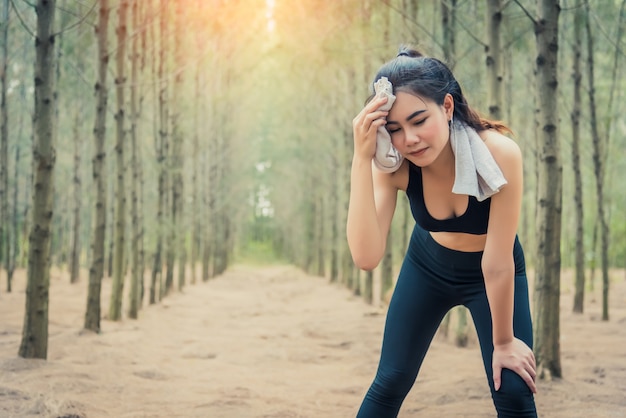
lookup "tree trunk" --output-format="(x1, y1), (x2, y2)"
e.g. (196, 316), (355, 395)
(149, 0), (160, 303)
(486, 0), (503, 120)
(205, 112), (217, 280)
(70, 110), (82, 284)
(162, 1), (174, 292)
(190, 2), (202, 285)
(329, 156), (339, 283)
(316, 195), (325, 277)
(363, 271), (372, 302)
(532, 0), (562, 380)
(172, 0), (185, 292)
(108, 0), (128, 321)
(84, 0), (110, 333)
(201, 135), (212, 282)
(107, 193), (114, 277)
(151, 0), (170, 302)
(583, 0), (609, 321)
(0, 0), (8, 287)
(19, 0), (57, 359)
(571, 4), (585, 314)
(441, 0), (457, 68)
(128, 0), (142, 320)
(8, 138), (19, 290)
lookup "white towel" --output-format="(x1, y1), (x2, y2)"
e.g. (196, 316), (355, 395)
(450, 119), (507, 201)
(372, 77), (403, 172)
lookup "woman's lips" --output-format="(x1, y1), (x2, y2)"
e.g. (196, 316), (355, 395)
(409, 147), (427, 157)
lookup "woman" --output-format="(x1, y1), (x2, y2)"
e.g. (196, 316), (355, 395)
(348, 47), (538, 417)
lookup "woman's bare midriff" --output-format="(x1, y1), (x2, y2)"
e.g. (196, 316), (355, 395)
(429, 231), (487, 252)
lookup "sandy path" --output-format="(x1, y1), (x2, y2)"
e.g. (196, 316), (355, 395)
(1, 264), (625, 417)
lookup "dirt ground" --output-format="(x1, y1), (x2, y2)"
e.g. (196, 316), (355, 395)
(0, 264), (625, 418)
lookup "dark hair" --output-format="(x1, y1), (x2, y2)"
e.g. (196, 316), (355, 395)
(373, 45), (510, 133)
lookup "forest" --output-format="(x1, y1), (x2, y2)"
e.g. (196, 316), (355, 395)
(0, 0), (625, 416)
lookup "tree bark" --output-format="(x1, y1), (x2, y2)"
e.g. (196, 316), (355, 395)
(128, 0), (142, 319)
(8, 138), (19, 290)
(84, 0), (110, 333)
(532, 0), (562, 380)
(161, 0), (174, 296)
(441, 0), (457, 68)
(316, 195), (326, 277)
(329, 150), (339, 283)
(70, 110), (82, 284)
(486, 0), (503, 120)
(0, 0), (8, 288)
(108, 0), (128, 321)
(172, 0), (185, 292)
(571, 4), (585, 314)
(151, 0), (169, 302)
(583, 0), (609, 321)
(19, 0), (58, 359)
(190, 0), (203, 285)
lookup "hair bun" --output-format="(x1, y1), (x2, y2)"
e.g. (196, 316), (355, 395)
(397, 45), (423, 58)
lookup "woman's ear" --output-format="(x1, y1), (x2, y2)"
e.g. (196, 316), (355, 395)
(443, 93), (454, 120)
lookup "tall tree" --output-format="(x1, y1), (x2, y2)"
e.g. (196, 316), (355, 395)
(441, 0), (456, 68)
(583, 0), (609, 321)
(531, 0), (562, 379)
(19, 0), (58, 359)
(85, 0), (110, 333)
(172, 0), (186, 292)
(0, 0), (8, 287)
(109, 0), (129, 321)
(70, 110), (82, 284)
(128, 0), (143, 319)
(68, 1), (90, 285)
(571, 2), (585, 314)
(151, 0), (170, 302)
(486, 0), (504, 120)
(190, 0), (204, 285)
(8, 138), (20, 291)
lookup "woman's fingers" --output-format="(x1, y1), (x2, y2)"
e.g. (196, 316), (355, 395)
(521, 368), (537, 394)
(492, 338), (538, 394)
(354, 96), (388, 122)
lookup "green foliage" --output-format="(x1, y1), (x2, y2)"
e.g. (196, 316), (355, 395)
(3, 0), (625, 284)
(236, 239), (286, 266)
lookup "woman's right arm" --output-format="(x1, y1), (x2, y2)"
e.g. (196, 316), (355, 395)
(347, 96), (398, 271)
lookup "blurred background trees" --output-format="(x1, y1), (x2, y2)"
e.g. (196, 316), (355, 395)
(0, 0), (623, 378)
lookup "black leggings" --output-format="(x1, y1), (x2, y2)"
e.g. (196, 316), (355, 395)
(357, 226), (537, 417)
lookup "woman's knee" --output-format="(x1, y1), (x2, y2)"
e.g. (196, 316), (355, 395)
(491, 369), (537, 418)
(369, 366), (417, 401)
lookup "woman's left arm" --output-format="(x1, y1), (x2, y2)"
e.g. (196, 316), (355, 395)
(482, 132), (537, 393)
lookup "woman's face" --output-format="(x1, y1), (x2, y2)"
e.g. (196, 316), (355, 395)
(385, 91), (453, 167)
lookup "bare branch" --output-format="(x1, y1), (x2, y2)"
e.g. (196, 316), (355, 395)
(512, 0), (538, 26)
(10, 0), (36, 38)
(54, 0), (98, 36)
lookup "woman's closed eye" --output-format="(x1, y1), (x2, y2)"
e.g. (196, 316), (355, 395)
(386, 118), (427, 135)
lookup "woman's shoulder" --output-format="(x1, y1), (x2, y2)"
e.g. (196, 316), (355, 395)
(479, 129), (522, 166)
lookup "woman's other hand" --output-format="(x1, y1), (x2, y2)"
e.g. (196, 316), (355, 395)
(492, 337), (537, 393)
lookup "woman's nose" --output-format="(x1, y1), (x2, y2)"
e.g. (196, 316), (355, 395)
(404, 130), (420, 146)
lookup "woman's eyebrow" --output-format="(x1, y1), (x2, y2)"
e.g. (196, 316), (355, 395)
(405, 110), (427, 121)
(387, 109), (427, 125)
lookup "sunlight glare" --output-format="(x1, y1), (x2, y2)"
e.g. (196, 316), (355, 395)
(265, 0), (276, 33)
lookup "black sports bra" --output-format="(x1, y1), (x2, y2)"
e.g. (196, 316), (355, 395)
(406, 163), (491, 235)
